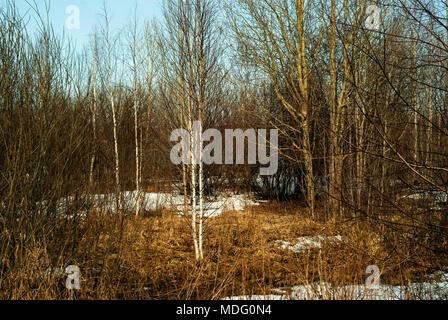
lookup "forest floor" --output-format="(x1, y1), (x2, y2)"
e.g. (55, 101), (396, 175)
(2, 198), (448, 299)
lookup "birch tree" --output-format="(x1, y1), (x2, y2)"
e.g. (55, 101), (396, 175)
(89, 33), (98, 190)
(102, 4), (121, 210)
(130, 7), (141, 216)
(163, 0), (222, 260)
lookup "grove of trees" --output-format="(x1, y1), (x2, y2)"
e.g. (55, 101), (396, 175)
(0, 0), (447, 299)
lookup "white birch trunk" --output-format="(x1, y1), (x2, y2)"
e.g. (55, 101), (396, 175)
(189, 118), (199, 260)
(132, 25), (141, 216)
(89, 37), (97, 189)
(106, 20), (121, 210)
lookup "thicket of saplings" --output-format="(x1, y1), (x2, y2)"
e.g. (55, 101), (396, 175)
(0, 1), (447, 299)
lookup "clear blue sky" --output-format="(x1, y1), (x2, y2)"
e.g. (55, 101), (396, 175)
(1, 0), (163, 48)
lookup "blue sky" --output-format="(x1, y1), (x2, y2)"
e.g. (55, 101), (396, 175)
(1, 0), (163, 48)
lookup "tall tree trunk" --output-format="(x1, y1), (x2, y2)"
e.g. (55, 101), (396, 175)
(303, 116), (314, 218)
(426, 34), (433, 166)
(296, 0), (314, 218)
(89, 36), (98, 190)
(197, 0), (205, 260)
(412, 29), (419, 165)
(132, 18), (141, 216)
(329, 0), (339, 218)
(105, 12), (121, 210)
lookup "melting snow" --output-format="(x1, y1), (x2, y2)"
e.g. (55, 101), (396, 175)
(32, 191), (260, 219)
(403, 190), (448, 203)
(275, 236), (344, 253)
(225, 272), (448, 300)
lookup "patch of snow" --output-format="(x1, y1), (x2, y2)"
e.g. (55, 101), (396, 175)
(176, 193), (260, 218)
(225, 272), (448, 300)
(432, 191), (448, 203)
(275, 236), (344, 253)
(36, 191), (260, 219)
(427, 270), (448, 282)
(403, 190), (448, 203)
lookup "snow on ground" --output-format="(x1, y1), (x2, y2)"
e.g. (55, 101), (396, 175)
(175, 194), (261, 218)
(36, 191), (260, 219)
(275, 236), (344, 253)
(225, 272), (448, 300)
(233, 238), (448, 300)
(403, 190), (448, 203)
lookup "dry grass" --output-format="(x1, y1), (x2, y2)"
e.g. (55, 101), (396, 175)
(0, 201), (446, 300)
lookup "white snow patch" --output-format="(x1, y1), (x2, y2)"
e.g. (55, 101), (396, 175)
(403, 190), (448, 203)
(225, 272), (448, 300)
(36, 191), (260, 219)
(176, 193), (260, 218)
(275, 236), (344, 253)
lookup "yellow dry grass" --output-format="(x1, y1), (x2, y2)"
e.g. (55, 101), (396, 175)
(0, 201), (446, 300)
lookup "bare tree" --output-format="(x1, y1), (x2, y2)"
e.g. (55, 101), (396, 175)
(162, 0), (222, 259)
(89, 33), (98, 189)
(130, 6), (141, 216)
(228, 0), (316, 217)
(101, 3), (121, 209)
